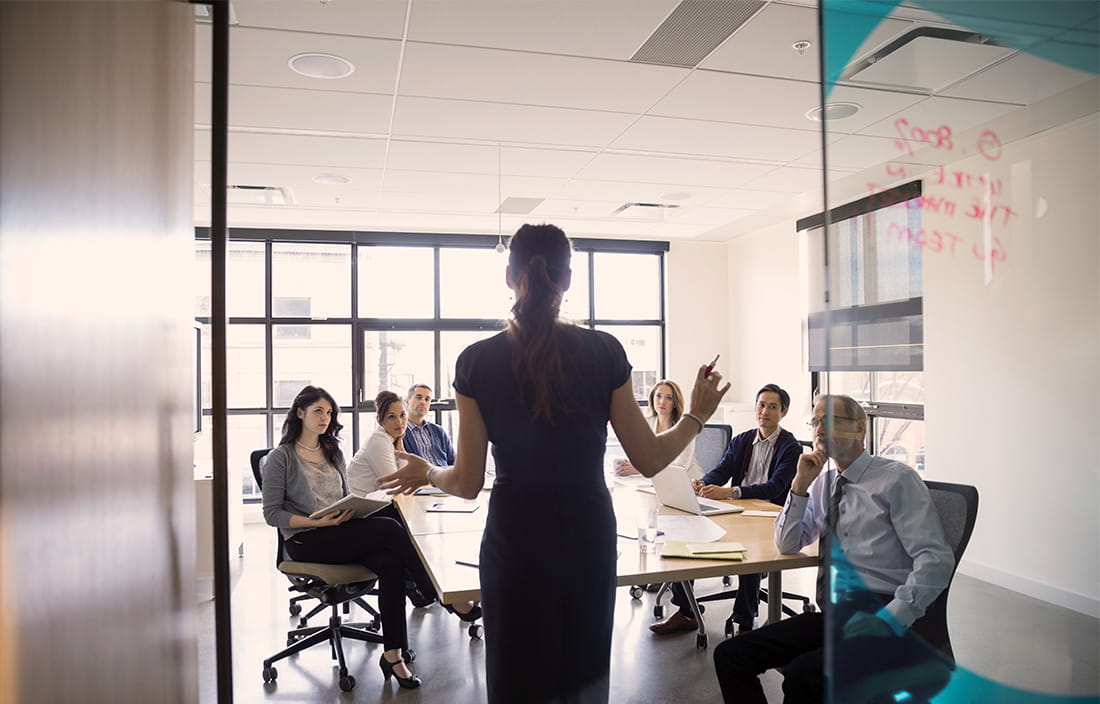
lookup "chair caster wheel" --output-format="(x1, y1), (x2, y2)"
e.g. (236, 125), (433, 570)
(403, 648), (416, 664)
(805, 603), (817, 613)
(262, 665), (277, 683)
(653, 604), (664, 619)
(469, 624), (484, 639)
(722, 576), (731, 587)
(289, 603), (302, 616)
(724, 618), (735, 639)
(698, 604), (706, 614)
(696, 633), (708, 649)
(339, 675), (356, 691)
(630, 585), (643, 599)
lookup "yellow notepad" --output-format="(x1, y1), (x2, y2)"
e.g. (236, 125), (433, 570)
(660, 540), (745, 561)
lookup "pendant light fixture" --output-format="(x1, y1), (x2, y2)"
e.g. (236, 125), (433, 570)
(495, 143), (506, 253)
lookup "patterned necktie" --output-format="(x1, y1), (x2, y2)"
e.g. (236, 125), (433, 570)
(816, 474), (847, 608)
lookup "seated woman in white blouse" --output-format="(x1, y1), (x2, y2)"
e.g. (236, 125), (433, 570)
(348, 390), (481, 620)
(348, 389), (412, 496)
(613, 379), (703, 480)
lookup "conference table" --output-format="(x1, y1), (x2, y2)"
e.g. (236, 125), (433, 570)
(395, 484), (818, 648)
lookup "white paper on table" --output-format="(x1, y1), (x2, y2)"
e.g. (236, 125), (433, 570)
(657, 515), (726, 543)
(741, 509), (780, 518)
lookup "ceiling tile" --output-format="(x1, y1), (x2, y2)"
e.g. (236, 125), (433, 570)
(941, 51), (1096, 105)
(405, 0), (683, 59)
(793, 133), (904, 170)
(650, 70), (819, 129)
(231, 0), (410, 39)
(613, 115), (819, 162)
(195, 27), (401, 95)
(399, 43), (688, 113)
(702, 188), (790, 210)
(858, 96), (1021, 140)
(195, 131), (388, 169)
(700, 4), (913, 81)
(196, 84), (394, 134)
(576, 152), (774, 187)
(392, 96), (636, 147)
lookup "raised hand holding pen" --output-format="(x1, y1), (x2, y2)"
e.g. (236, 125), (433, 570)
(686, 360), (730, 427)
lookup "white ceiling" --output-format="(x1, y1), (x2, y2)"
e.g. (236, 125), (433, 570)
(193, 0), (1098, 242)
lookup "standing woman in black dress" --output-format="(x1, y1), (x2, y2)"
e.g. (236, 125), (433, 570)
(381, 224), (729, 703)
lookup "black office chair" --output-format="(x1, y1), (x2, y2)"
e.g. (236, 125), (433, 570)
(835, 480), (979, 704)
(251, 448), (387, 692)
(249, 449), (382, 631)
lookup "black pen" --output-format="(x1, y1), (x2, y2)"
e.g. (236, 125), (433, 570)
(455, 560), (479, 568)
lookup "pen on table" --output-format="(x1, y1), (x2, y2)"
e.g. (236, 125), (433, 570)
(704, 354), (719, 378)
(455, 560), (479, 568)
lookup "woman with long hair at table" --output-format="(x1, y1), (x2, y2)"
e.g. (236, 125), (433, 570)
(261, 385), (471, 690)
(347, 389), (481, 617)
(613, 379), (703, 480)
(380, 224), (729, 703)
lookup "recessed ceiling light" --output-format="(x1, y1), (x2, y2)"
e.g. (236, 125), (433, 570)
(312, 174), (351, 185)
(288, 53), (355, 80)
(805, 102), (862, 122)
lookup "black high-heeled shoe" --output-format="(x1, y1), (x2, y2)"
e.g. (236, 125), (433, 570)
(442, 601), (482, 623)
(379, 653), (421, 689)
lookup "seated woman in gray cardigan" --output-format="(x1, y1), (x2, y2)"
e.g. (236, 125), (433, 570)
(261, 385), (479, 690)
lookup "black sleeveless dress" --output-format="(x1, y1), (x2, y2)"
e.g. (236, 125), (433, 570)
(454, 328), (631, 704)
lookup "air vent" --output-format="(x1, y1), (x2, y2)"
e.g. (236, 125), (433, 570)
(495, 197), (545, 215)
(843, 28), (1012, 93)
(631, 0), (764, 68)
(612, 202), (681, 220)
(225, 185), (293, 206)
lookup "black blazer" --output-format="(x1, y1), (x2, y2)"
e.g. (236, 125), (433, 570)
(699, 427), (801, 505)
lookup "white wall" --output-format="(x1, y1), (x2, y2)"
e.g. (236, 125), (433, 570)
(721, 115), (1100, 617)
(724, 221), (814, 432)
(665, 240), (733, 420)
(922, 114), (1099, 616)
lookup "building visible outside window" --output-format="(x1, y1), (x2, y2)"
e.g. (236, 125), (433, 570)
(196, 233), (667, 502)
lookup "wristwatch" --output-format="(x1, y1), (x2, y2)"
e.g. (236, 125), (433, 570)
(731, 486), (742, 500)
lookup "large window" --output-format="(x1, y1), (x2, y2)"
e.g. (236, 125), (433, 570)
(196, 230), (668, 500)
(801, 182), (925, 471)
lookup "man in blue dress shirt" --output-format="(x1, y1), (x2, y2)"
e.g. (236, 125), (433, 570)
(401, 383), (456, 467)
(712, 394), (954, 704)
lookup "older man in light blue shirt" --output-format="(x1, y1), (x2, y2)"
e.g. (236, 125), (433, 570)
(714, 394), (954, 704)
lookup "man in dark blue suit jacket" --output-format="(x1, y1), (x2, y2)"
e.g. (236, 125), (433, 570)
(650, 384), (802, 636)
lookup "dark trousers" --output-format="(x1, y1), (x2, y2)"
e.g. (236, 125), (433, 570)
(670, 573), (761, 627)
(713, 595), (951, 704)
(284, 505), (437, 651)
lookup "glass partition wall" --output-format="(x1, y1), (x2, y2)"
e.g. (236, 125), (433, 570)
(195, 232), (667, 500)
(815, 2), (1098, 701)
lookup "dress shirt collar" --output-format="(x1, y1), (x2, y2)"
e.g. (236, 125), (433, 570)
(835, 449), (872, 482)
(754, 426), (781, 447)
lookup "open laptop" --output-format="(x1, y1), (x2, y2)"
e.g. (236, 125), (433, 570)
(650, 468), (744, 516)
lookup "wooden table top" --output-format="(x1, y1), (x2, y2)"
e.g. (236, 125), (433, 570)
(396, 487), (818, 604)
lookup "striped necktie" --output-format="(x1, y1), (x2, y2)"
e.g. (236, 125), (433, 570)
(816, 474), (847, 608)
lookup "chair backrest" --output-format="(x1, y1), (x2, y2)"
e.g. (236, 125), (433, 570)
(696, 423), (732, 470)
(924, 480), (979, 571)
(249, 448), (280, 566)
(920, 480), (978, 658)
